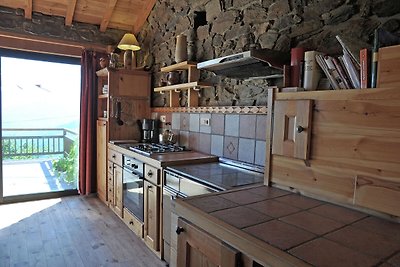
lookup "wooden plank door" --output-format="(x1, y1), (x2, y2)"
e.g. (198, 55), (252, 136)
(144, 180), (160, 251)
(96, 120), (107, 203)
(272, 100), (313, 160)
(177, 218), (240, 267)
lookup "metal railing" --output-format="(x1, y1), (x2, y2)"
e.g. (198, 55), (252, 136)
(2, 128), (78, 158)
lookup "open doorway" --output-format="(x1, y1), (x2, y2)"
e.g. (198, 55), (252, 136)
(0, 49), (81, 202)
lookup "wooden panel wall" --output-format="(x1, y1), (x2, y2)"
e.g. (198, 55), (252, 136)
(268, 88), (400, 218)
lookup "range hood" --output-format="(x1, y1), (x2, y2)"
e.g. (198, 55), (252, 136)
(197, 48), (289, 79)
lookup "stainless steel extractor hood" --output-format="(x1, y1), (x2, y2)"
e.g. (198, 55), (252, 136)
(197, 48), (289, 79)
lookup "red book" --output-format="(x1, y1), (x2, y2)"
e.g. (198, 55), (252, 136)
(290, 47), (305, 87)
(360, 48), (371, 88)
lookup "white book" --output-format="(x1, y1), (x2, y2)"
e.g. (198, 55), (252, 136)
(303, 51), (324, 90)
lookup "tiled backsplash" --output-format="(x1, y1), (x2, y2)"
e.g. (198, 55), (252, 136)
(154, 112), (267, 167)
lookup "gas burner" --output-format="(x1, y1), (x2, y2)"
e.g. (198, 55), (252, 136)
(129, 143), (188, 155)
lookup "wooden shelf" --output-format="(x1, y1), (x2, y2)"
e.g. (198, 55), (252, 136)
(156, 62), (211, 107)
(154, 81), (213, 93)
(98, 117), (108, 122)
(160, 61), (197, 72)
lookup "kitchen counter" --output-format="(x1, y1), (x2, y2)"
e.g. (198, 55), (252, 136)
(175, 185), (400, 267)
(109, 143), (218, 168)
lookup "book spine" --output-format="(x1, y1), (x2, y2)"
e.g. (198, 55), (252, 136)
(371, 29), (379, 88)
(332, 57), (352, 89)
(360, 48), (371, 88)
(290, 47), (305, 87)
(283, 65), (291, 87)
(324, 55), (347, 89)
(315, 54), (339, 90)
(342, 51), (361, 88)
(303, 51), (322, 91)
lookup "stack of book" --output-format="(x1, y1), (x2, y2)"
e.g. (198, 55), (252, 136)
(285, 30), (400, 91)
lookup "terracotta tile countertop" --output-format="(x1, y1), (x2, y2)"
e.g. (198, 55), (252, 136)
(176, 185), (400, 267)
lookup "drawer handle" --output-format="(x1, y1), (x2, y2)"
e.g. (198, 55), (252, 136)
(147, 170), (153, 177)
(112, 154), (116, 158)
(129, 221), (134, 225)
(176, 227), (185, 235)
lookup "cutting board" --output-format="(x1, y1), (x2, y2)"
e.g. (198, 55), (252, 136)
(377, 44), (400, 88)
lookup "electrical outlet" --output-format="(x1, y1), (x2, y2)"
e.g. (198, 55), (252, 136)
(200, 118), (210, 126)
(160, 115), (166, 123)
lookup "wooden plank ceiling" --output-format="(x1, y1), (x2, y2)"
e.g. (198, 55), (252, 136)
(0, 0), (156, 33)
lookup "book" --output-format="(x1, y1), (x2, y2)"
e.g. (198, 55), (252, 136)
(290, 47), (305, 87)
(323, 55), (347, 89)
(371, 28), (400, 88)
(360, 48), (371, 88)
(342, 51), (360, 88)
(332, 57), (352, 89)
(336, 35), (361, 68)
(315, 54), (340, 90)
(303, 51), (323, 91)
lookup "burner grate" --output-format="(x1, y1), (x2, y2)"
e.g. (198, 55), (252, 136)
(129, 143), (188, 155)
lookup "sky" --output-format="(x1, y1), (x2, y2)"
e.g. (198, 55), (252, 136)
(1, 57), (81, 132)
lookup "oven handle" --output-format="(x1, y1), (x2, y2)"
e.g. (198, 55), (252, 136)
(123, 167), (143, 177)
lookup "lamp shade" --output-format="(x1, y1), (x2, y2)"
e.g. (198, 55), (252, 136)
(117, 33), (141, 51)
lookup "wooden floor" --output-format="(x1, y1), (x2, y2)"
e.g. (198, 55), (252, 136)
(0, 195), (167, 267)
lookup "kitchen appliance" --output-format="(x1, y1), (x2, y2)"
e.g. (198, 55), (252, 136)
(128, 143), (188, 156)
(122, 155), (145, 222)
(162, 158), (264, 264)
(197, 48), (289, 79)
(141, 119), (158, 143)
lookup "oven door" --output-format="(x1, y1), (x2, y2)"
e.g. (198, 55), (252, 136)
(123, 168), (144, 223)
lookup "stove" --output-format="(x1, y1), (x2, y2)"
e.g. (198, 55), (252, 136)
(128, 143), (189, 156)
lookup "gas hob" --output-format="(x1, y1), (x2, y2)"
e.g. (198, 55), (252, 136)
(128, 143), (189, 156)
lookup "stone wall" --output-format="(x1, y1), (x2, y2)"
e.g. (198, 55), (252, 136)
(0, 7), (124, 47)
(137, 0), (400, 107)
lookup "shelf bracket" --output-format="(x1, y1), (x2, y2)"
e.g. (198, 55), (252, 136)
(192, 86), (201, 91)
(158, 91), (165, 95)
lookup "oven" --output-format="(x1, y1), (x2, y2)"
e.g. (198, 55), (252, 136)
(122, 156), (144, 222)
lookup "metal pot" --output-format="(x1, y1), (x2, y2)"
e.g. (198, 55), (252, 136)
(159, 129), (177, 145)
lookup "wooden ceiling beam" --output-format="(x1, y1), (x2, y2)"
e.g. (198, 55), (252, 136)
(132, 0), (156, 34)
(65, 0), (78, 26)
(25, 0), (32, 19)
(99, 0), (118, 32)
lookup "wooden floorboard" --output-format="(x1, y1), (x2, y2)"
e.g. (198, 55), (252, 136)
(0, 195), (167, 267)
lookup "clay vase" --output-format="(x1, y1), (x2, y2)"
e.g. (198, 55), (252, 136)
(175, 34), (188, 63)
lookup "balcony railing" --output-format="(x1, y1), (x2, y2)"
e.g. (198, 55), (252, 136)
(2, 128), (78, 159)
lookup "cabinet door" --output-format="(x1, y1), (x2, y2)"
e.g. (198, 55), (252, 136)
(96, 120), (108, 203)
(176, 218), (240, 267)
(272, 100), (313, 160)
(114, 164), (123, 217)
(144, 180), (160, 251)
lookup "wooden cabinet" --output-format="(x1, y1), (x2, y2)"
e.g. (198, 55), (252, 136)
(144, 163), (161, 253)
(96, 120), (107, 203)
(144, 180), (161, 251)
(96, 69), (150, 205)
(272, 100), (313, 160)
(106, 147), (123, 217)
(176, 218), (240, 267)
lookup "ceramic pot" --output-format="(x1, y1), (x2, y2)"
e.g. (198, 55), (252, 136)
(166, 71), (180, 85)
(175, 34), (187, 63)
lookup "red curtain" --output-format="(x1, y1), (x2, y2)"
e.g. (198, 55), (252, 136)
(79, 50), (104, 195)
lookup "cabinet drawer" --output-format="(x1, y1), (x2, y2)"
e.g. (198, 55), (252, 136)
(123, 208), (143, 238)
(144, 164), (160, 185)
(108, 149), (123, 166)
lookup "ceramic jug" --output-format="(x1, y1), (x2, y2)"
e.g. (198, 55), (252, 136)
(175, 34), (188, 63)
